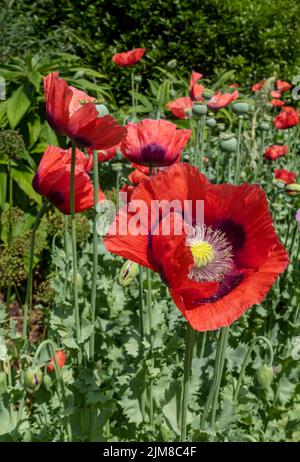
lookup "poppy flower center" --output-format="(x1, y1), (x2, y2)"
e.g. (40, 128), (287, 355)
(187, 225), (233, 282)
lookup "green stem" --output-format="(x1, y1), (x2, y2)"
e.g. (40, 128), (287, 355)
(233, 336), (274, 403)
(90, 150), (99, 361)
(33, 340), (73, 441)
(138, 266), (146, 421)
(22, 200), (49, 343)
(254, 131), (266, 183)
(63, 216), (69, 301)
(131, 71), (135, 118)
(210, 326), (229, 426)
(198, 114), (206, 171)
(194, 119), (201, 167)
(234, 116), (243, 185)
(70, 142), (82, 365)
(180, 323), (195, 441)
(116, 170), (120, 210)
(146, 267), (154, 426)
(227, 157), (232, 183)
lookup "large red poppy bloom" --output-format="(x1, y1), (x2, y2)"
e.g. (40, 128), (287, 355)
(273, 106), (299, 129)
(206, 90), (239, 111)
(167, 97), (193, 119)
(112, 48), (145, 67)
(32, 146), (105, 214)
(252, 80), (266, 92)
(43, 72), (126, 149)
(276, 80), (292, 92)
(120, 119), (192, 167)
(264, 145), (288, 160)
(104, 164), (288, 331)
(189, 72), (204, 101)
(274, 169), (297, 185)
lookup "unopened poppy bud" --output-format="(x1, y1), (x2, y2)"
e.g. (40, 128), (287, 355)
(119, 260), (139, 287)
(202, 89), (215, 100)
(272, 179), (287, 190)
(219, 134), (237, 153)
(286, 183), (300, 196)
(0, 372), (7, 395)
(96, 104), (109, 117)
(166, 59), (177, 70)
(206, 117), (217, 128)
(232, 101), (249, 114)
(24, 367), (43, 393)
(259, 121), (270, 131)
(255, 365), (273, 390)
(111, 162), (123, 173)
(43, 374), (53, 392)
(217, 123), (226, 131)
(192, 103), (207, 116)
(134, 75), (142, 84)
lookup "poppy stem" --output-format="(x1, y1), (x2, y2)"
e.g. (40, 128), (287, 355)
(234, 116), (243, 185)
(194, 119), (201, 167)
(90, 150), (99, 361)
(70, 143), (82, 366)
(198, 114), (206, 171)
(233, 336), (274, 404)
(146, 267), (154, 426)
(210, 326), (229, 426)
(131, 71), (136, 118)
(33, 339), (73, 441)
(22, 199), (50, 344)
(180, 323), (195, 441)
(138, 265), (146, 421)
(254, 130), (266, 182)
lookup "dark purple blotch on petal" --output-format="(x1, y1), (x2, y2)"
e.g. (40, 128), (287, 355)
(215, 218), (246, 252)
(140, 143), (166, 164)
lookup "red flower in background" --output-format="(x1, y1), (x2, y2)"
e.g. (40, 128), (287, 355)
(206, 90), (239, 111)
(270, 90), (281, 99)
(104, 164), (288, 331)
(276, 80), (292, 92)
(271, 99), (285, 107)
(189, 72), (204, 101)
(32, 146), (105, 214)
(120, 119), (192, 167)
(87, 143), (120, 162)
(47, 350), (66, 372)
(252, 80), (266, 92)
(275, 169), (297, 185)
(229, 84), (239, 88)
(264, 145), (288, 160)
(167, 97), (193, 119)
(43, 72), (126, 149)
(120, 168), (149, 203)
(112, 48), (145, 67)
(273, 106), (299, 129)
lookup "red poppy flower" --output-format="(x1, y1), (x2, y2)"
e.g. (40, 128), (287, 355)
(43, 72), (126, 149)
(120, 168), (149, 203)
(47, 350), (66, 372)
(276, 80), (292, 92)
(189, 72), (204, 101)
(270, 90), (281, 99)
(87, 143), (120, 162)
(206, 90), (239, 111)
(32, 146), (105, 214)
(252, 80), (266, 92)
(271, 99), (285, 107)
(167, 97), (193, 119)
(273, 106), (299, 129)
(112, 48), (145, 67)
(274, 169), (297, 185)
(120, 119), (192, 167)
(264, 145), (288, 160)
(104, 164), (288, 331)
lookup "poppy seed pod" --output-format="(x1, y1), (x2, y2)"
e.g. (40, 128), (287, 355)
(206, 117), (217, 128)
(255, 365), (273, 390)
(119, 260), (139, 286)
(0, 372), (7, 395)
(166, 59), (177, 70)
(259, 121), (270, 131)
(219, 134), (237, 153)
(192, 103), (207, 116)
(232, 101), (249, 114)
(217, 123), (226, 131)
(286, 183), (300, 196)
(202, 89), (215, 101)
(111, 163), (123, 173)
(24, 367), (43, 393)
(134, 75), (142, 84)
(96, 104), (110, 117)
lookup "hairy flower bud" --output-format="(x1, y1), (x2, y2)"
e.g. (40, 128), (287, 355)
(24, 368), (43, 393)
(255, 365), (273, 390)
(119, 260), (139, 287)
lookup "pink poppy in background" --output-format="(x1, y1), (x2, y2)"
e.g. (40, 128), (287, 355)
(112, 48), (145, 67)
(252, 80), (266, 92)
(167, 96), (193, 119)
(270, 90), (281, 99)
(189, 71), (204, 101)
(271, 99), (285, 107)
(207, 90), (239, 111)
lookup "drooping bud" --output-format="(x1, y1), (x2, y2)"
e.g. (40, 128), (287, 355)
(0, 372), (7, 395)
(43, 374), (53, 391)
(255, 365), (273, 390)
(219, 133), (237, 153)
(24, 367), (43, 393)
(192, 103), (207, 116)
(286, 183), (300, 196)
(119, 260), (139, 287)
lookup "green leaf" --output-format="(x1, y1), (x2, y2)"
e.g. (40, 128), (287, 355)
(0, 166), (7, 210)
(11, 165), (42, 205)
(0, 401), (14, 436)
(6, 85), (32, 128)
